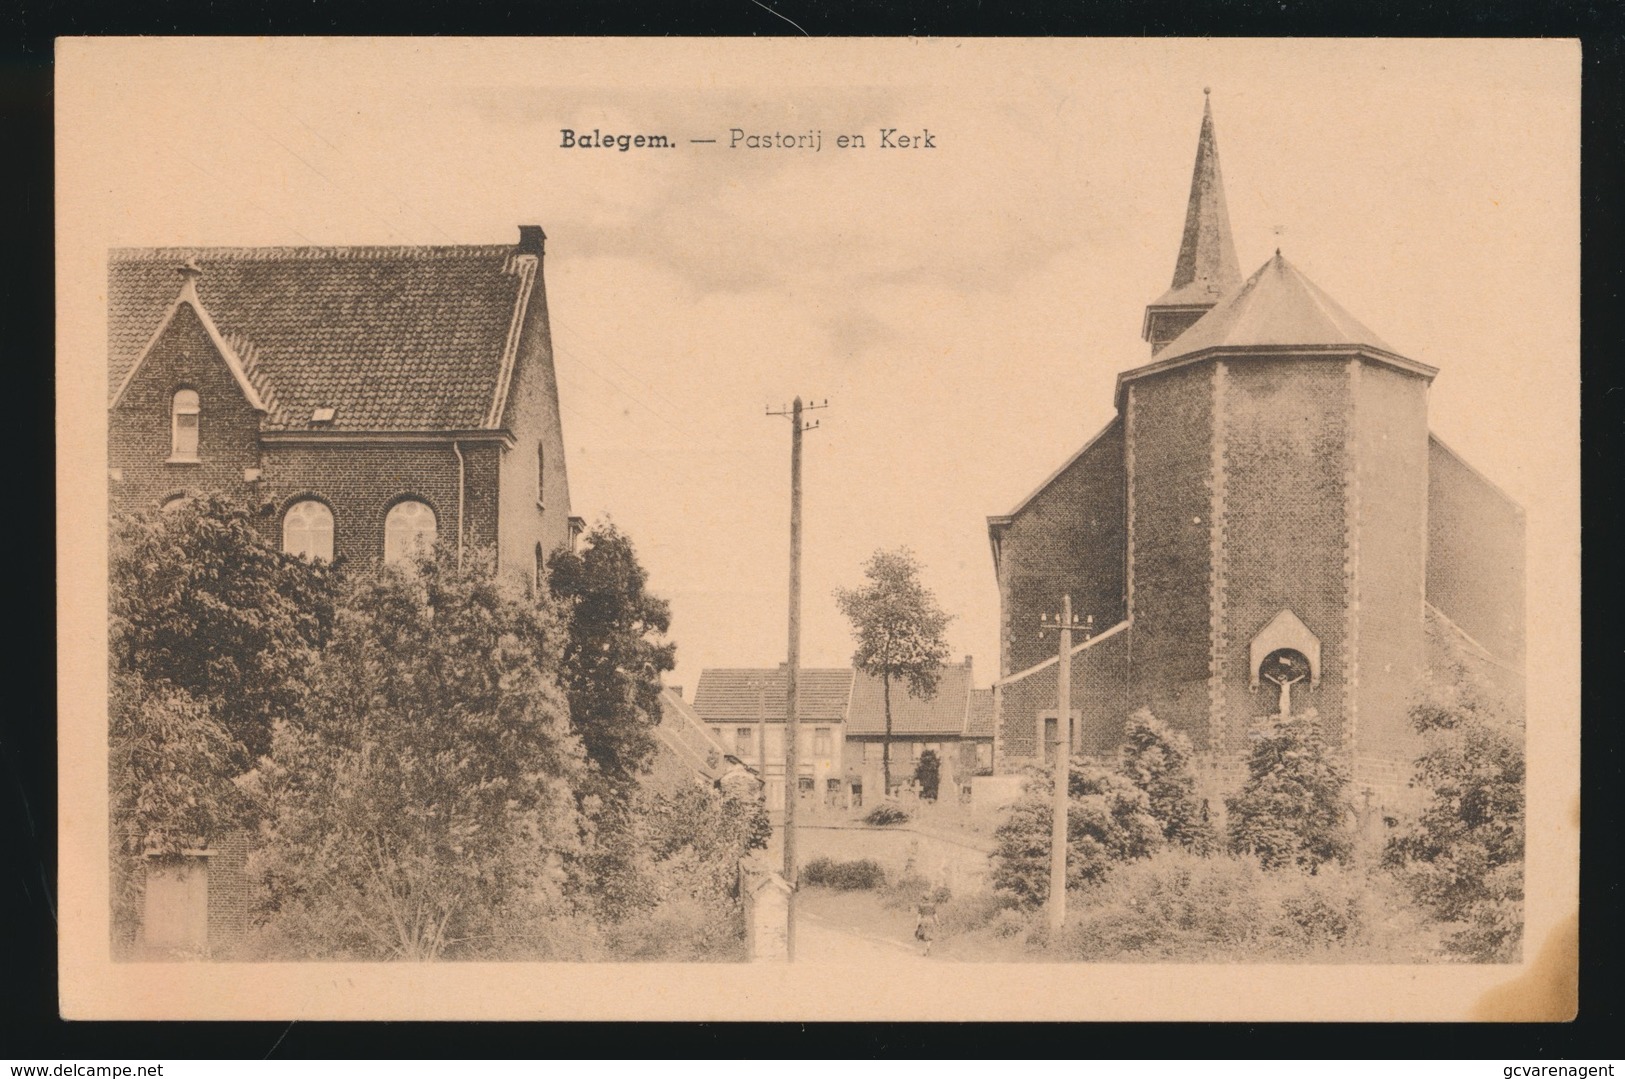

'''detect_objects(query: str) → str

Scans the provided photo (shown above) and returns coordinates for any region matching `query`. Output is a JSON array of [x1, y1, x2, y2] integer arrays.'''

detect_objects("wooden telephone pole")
[[767, 395, 825, 961], [1040, 595, 1092, 935]]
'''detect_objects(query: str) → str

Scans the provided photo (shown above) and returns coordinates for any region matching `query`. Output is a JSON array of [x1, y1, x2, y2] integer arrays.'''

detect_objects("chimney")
[[516, 225, 546, 257]]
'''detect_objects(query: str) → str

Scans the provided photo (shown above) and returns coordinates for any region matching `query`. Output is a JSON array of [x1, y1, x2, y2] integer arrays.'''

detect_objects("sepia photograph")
[[56, 36, 1579, 1021]]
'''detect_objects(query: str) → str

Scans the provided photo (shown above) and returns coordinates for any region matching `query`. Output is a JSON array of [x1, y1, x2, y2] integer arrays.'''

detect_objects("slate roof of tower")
[[1149, 94, 1243, 310], [1154, 251, 1398, 364], [691, 668, 855, 723], [845, 661, 978, 737], [108, 245, 535, 431]]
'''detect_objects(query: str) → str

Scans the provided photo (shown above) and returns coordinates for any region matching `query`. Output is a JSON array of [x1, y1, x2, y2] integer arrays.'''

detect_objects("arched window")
[[160, 494, 189, 513], [536, 442, 546, 507], [170, 389, 200, 461], [534, 542, 546, 597], [384, 499, 437, 564], [283, 500, 335, 562]]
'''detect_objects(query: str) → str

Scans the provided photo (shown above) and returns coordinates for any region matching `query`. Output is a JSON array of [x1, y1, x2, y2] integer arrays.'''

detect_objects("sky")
[[58, 38, 1579, 700]]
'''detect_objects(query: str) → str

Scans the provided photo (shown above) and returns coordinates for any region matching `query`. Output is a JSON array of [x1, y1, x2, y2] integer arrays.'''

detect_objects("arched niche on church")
[[1248, 609, 1321, 691]]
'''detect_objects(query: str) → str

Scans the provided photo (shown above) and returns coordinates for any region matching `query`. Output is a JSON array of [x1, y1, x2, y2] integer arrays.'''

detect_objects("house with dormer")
[[107, 226, 583, 582]]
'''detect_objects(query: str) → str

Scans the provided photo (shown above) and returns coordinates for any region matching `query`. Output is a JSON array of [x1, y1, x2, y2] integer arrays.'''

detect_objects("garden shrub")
[[990, 762, 1162, 906], [800, 856, 888, 891], [864, 804, 910, 827], [1053, 849, 1437, 962], [1382, 657, 1525, 963]]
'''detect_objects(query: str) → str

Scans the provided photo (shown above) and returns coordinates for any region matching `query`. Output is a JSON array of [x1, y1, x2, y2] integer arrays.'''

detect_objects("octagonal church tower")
[[988, 95, 1523, 795]]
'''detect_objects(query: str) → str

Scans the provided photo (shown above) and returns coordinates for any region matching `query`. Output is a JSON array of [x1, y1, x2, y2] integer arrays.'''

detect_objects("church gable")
[[989, 416, 1127, 680]]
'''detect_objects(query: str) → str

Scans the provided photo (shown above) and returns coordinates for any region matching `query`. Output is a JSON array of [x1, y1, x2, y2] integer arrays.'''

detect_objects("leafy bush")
[[1226, 709, 1354, 872], [990, 762, 1163, 906], [599, 895, 748, 962], [990, 908, 1029, 938], [801, 856, 888, 891], [1119, 708, 1216, 853], [247, 551, 587, 961], [1052, 849, 1437, 962], [864, 804, 910, 827], [1383, 658, 1525, 962], [935, 889, 1018, 935]]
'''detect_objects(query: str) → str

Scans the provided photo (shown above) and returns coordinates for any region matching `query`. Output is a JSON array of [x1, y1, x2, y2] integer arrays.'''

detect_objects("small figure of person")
[[914, 894, 939, 956]]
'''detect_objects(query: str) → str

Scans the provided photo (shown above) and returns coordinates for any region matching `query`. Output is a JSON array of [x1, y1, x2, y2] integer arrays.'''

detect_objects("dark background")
[[4, 0, 1621, 1059]]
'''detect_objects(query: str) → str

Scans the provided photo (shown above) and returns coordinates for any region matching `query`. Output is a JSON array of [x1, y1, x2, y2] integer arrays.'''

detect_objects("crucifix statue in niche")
[[1259, 648, 1310, 717]]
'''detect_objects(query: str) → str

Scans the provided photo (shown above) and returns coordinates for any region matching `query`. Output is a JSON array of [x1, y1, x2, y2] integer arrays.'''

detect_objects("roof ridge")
[[110, 244, 516, 262]]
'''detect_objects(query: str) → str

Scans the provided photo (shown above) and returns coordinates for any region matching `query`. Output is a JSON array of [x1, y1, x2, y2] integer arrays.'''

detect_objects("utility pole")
[[767, 395, 826, 961], [1039, 595, 1093, 935], [748, 678, 768, 776]]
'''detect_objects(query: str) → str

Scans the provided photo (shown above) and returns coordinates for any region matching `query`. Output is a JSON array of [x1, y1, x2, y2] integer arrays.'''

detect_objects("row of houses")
[[685, 657, 995, 810]]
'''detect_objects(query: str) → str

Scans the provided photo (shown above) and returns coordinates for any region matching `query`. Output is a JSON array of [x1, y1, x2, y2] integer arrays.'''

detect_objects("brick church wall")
[[1350, 361, 1430, 765], [109, 304, 262, 514], [994, 419, 1127, 684], [1126, 366, 1214, 743], [995, 627, 1131, 764], [1214, 356, 1351, 750], [1427, 435, 1526, 669]]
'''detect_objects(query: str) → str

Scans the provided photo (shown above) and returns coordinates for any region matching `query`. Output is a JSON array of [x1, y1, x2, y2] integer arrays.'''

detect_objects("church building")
[[985, 96, 1525, 798]]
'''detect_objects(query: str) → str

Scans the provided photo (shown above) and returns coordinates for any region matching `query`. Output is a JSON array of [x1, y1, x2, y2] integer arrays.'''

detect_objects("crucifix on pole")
[[1038, 594, 1093, 935]]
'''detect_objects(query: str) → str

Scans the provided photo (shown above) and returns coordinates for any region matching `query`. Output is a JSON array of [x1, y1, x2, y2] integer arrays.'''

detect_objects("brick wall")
[[496, 253, 575, 583], [1350, 361, 1430, 764], [109, 304, 262, 513], [1427, 436, 1526, 668], [1213, 356, 1351, 751], [258, 441, 501, 563], [1127, 366, 1214, 743], [995, 627, 1130, 765], [205, 829, 251, 951], [994, 418, 1126, 682]]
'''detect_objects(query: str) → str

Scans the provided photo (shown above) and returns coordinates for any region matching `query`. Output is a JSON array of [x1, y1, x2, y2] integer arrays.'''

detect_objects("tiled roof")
[[845, 660, 976, 737], [965, 688, 995, 738], [691, 668, 854, 723], [651, 688, 737, 784], [1155, 252, 1395, 364], [108, 244, 536, 431]]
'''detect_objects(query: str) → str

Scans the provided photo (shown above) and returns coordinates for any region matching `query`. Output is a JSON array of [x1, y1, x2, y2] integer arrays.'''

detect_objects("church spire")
[[1142, 90, 1244, 355]]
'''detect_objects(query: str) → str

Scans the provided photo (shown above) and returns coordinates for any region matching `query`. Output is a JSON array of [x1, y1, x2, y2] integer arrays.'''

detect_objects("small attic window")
[[168, 389, 200, 462], [311, 407, 337, 425]]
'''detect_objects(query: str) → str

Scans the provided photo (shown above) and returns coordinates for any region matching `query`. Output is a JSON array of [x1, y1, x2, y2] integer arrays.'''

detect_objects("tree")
[[1118, 708, 1216, 854], [833, 547, 953, 795], [108, 670, 250, 947], [109, 495, 335, 947], [547, 521, 677, 798], [248, 552, 586, 960], [991, 761, 1164, 907], [914, 749, 942, 801], [1226, 710, 1354, 872], [1383, 666, 1524, 961], [111, 494, 335, 767]]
